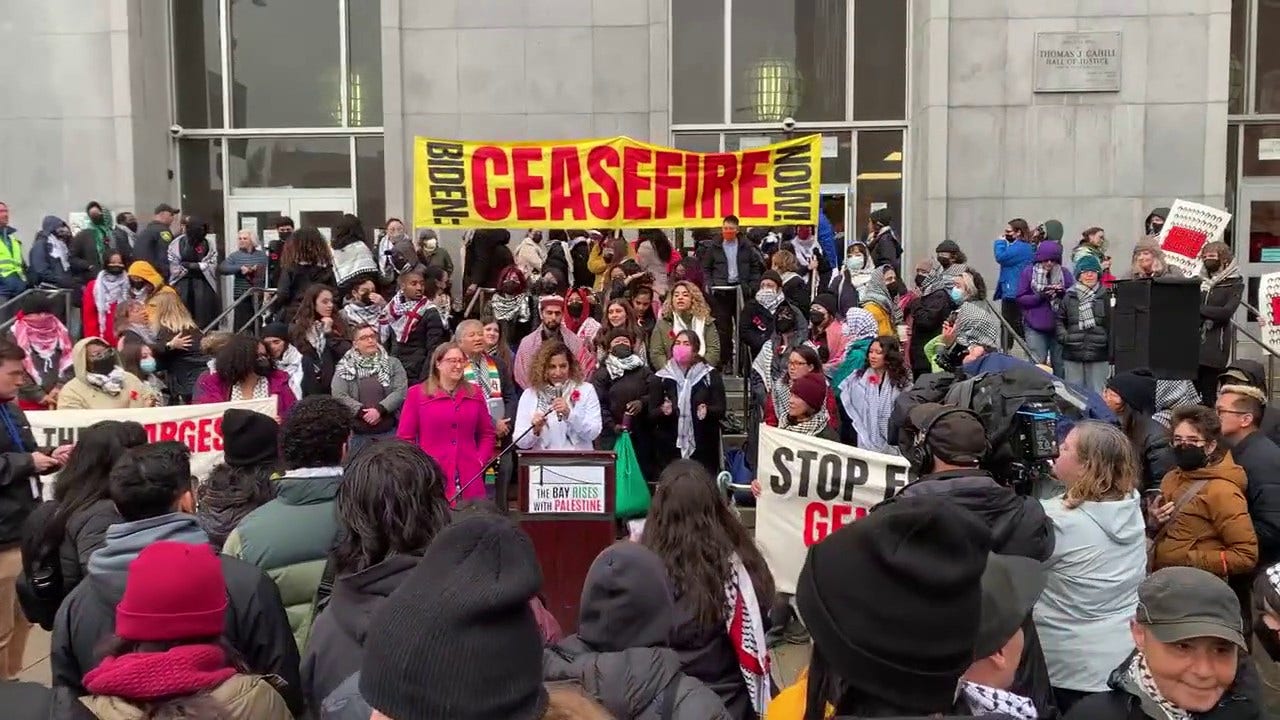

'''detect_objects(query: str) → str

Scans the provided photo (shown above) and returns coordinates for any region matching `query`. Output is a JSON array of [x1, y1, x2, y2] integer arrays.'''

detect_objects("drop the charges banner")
[[28, 397, 278, 483], [413, 135, 821, 229], [755, 425, 915, 594]]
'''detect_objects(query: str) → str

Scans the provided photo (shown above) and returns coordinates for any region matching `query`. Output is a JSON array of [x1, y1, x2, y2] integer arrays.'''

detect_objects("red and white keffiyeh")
[[725, 554, 770, 714]]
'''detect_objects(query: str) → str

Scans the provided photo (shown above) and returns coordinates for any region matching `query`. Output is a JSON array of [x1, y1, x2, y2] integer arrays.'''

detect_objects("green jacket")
[[223, 469, 341, 654], [648, 313, 720, 370]]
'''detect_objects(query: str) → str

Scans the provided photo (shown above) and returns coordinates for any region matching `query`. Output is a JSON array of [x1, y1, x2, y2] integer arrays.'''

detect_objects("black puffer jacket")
[[1229, 431, 1280, 568], [891, 469, 1056, 717], [57, 499, 119, 599], [303, 553, 419, 712], [389, 305, 448, 383], [544, 542, 731, 720], [272, 262, 336, 323], [1128, 411, 1174, 493], [1055, 284, 1110, 363]]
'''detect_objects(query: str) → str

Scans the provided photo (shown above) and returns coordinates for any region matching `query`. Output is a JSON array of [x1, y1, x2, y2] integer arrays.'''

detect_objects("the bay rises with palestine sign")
[[1034, 31, 1122, 93]]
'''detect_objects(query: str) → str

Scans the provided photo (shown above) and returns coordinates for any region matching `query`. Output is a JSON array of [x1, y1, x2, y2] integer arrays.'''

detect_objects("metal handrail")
[[0, 288, 76, 335], [981, 298, 1038, 360], [236, 294, 277, 335], [202, 287, 268, 334]]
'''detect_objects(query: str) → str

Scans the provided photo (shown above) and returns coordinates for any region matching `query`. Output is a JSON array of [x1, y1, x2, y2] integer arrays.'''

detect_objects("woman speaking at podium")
[[514, 340, 602, 452]]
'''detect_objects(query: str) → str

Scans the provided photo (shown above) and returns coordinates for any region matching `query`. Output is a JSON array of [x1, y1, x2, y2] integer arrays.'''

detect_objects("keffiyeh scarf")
[[336, 346, 392, 387], [381, 293, 433, 344], [1031, 262, 1065, 295], [960, 682, 1038, 720], [85, 366, 127, 396], [536, 382, 570, 415], [1128, 652, 1192, 720], [604, 351, 645, 380], [12, 313, 73, 381], [755, 289, 784, 313], [862, 269, 902, 324], [341, 300, 383, 329], [1154, 379, 1202, 428], [1200, 259, 1242, 294], [94, 270, 130, 331], [277, 345, 305, 400], [725, 554, 771, 715], [671, 312, 708, 351], [656, 360, 712, 459], [955, 301, 1002, 350], [839, 370, 902, 454], [779, 400, 830, 436], [464, 354, 502, 402], [843, 307, 880, 341], [491, 292, 531, 323], [1075, 282, 1099, 330]]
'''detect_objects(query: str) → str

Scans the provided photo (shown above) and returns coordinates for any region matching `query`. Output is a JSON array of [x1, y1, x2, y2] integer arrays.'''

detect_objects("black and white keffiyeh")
[[960, 681, 1038, 720], [1128, 652, 1192, 720], [954, 301, 1002, 349], [604, 352, 645, 380], [336, 346, 392, 387], [85, 366, 127, 396], [491, 292, 531, 323]]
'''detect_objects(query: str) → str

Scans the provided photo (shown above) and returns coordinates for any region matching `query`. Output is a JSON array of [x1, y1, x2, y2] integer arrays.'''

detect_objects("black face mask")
[[1173, 444, 1209, 471], [500, 281, 521, 295], [808, 310, 826, 326], [87, 356, 116, 375], [277, 229, 293, 242], [130, 280, 149, 291], [1256, 624, 1280, 662], [610, 345, 633, 360], [125, 221, 138, 233], [1146, 221, 1163, 236], [568, 302, 583, 315], [936, 255, 953, 268], [105, 265, 125, 276], [254, 358, 274, 376], [915, 274, 927, 289], [775, 314, 796, 334], [1203, 259, 1222, 274]]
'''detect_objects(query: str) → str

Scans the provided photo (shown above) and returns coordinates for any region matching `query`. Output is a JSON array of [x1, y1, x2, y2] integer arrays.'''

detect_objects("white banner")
[[28, 398, 278, 482], [755, 425, 915, 594], [1156, 199, 1232, 278], [1260, 271, 1280, 352]]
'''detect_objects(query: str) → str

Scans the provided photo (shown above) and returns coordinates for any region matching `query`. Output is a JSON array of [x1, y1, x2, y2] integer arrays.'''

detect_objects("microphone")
[[449, 423, 536, 505]]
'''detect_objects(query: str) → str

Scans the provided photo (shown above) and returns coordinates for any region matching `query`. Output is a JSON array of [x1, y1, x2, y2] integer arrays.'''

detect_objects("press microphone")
[[449, 423, 536, 505]]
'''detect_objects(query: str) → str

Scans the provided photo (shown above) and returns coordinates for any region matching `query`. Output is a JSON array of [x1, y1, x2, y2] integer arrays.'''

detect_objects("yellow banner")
[[412, 135, 821, 230]]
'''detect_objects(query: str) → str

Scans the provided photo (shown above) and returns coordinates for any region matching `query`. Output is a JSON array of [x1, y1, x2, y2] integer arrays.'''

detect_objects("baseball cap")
[[907, 403, 987, 465], [154, 202, 179, 214], [1136, 567, 1247, 650], [973, 553, 1047, 658]]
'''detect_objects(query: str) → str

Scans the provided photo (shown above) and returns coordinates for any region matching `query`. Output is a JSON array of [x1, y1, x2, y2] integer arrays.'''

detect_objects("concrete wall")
[[0, 0, 174, 243], [909, 0, 1230, 287], [381, 0, 670, 258]]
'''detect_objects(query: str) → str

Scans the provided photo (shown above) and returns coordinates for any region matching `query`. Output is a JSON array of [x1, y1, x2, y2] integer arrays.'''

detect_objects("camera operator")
[[886, 401, 1057, 717]]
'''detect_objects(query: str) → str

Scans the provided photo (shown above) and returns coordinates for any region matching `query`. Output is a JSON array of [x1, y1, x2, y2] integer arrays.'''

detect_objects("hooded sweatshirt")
[[56, 337, 154, 410], [1034, 491, 1147, 693], [1014, 241, 1074, 333], [543, 543, 732, 720]]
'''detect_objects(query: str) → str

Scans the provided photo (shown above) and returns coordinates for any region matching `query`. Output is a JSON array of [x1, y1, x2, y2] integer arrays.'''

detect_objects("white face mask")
[[846, 255, 866, 272], [423, 238, 438, 251]]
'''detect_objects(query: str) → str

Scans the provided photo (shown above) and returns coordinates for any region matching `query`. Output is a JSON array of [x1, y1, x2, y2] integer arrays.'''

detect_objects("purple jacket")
[[397, 383, 497, 503], [1014, 241, 1074, 333], [192, 369, 297, 419]]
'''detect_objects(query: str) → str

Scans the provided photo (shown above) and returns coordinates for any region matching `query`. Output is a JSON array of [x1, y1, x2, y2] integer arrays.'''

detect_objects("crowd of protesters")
[[0, 197, 1276, 720]]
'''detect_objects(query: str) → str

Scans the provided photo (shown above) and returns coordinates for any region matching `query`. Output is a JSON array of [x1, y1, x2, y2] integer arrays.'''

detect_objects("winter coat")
[[0, 401, 44, 548], [907, 288, 952, 375], [779, 272, 810, 311], [222, 470, 343, 652], [31, 216, 78, 290], [1226, 431, 1280, 567], [1035, 492, 1147, 693], [154, 327, 208, 401], [738, 300, 783, 361], [330, 353, 409, 434], [1015, 241, 1074, 334], [463, 231, 515, 290], [132, 220, 173, 281], [296, 330, 353, 394], [219, 248, 268, 298], [192, 369, 297, 419], [1200, 274, 1244, 369], [514, 382, 603, 452], [591, 363, 653, 445], [513, 236, 546, 278], [649, 313, 721, 370], [49, 513, 302, 716], [110, 225, 135, 265], [826, 270, 863, 316], [419, 246, 454, 276], [867, 226, 902, 272], [78, 673, 291, 720], [993, 237, 1035, 301], [0, 681, 51, 720], [1064, 650, 1261, 720], [396, 382, 497, 502], [57, 337, 155, 410], [388, 305, 449, 382], [701, 239, 765, 294], [56, 499, 120, 604], [666, 585, 766, 720], [1055, 283, 1110, 363], [1151, 452, 1258, 579], [648, 369, 726, 479], [1129, 412, 1175, 493], [545, 640, 732, 720], [272, 263, 336, 323], [1221, 360, 1280, 446], [303, 553, 418, 711]]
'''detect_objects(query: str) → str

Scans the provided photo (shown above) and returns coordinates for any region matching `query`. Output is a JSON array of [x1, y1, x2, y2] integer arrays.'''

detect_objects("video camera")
[[996, 401, 1059, 497]]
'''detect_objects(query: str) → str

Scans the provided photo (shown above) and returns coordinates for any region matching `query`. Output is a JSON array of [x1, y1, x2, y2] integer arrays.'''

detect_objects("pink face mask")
[[672, 345, 693, 365]]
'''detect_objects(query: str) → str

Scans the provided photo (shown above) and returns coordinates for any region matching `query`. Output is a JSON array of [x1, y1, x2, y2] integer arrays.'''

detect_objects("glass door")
[[227, 193, 354, 305], [1235, 184, 1280, 331]]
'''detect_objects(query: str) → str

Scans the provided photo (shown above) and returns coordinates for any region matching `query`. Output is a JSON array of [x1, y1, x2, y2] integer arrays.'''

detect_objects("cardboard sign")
[[1156, 200, 1233, 277]]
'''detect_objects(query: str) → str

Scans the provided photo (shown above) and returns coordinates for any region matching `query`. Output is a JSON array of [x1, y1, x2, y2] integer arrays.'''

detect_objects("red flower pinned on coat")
[[570, 389, 581, 403], [195, 244, 207, 255], [129, 390, 139, 400], [668, 330, 675, 340]]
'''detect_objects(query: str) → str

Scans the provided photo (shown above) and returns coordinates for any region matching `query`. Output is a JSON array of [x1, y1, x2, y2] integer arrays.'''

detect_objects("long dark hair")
[[595, 300, 640, 355], [43, 422, 130, 550], [214, 334, 261, 387], [93, 636, 249, 719], [279, 226, 331, 267], [804, 645, 929, 720], [639, 228, 674, 263], [641, 461, 775, 627], [332, 441, 452, 575], [863, 335, 911, 389], [478, 315, 515, 369], [289, 284, 346, 351]]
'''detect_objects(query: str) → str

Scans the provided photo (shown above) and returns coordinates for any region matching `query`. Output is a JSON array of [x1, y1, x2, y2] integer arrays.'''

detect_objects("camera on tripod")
[[1000, 401, 1059, 496]]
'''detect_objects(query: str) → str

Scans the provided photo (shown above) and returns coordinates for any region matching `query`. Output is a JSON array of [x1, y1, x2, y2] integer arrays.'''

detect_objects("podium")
[[517, 450, 616, 634]]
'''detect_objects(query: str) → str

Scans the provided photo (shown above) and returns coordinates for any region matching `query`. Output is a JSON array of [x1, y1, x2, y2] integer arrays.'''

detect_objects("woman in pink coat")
[[397, 341, 497, 503]]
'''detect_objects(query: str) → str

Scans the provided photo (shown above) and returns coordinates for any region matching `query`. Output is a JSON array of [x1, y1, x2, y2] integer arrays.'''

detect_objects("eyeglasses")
[[1215, 407, 1251, 417], [1172, 436, 1208, 447], [440, 357, 467, 365], [787, 360, 808, 367]]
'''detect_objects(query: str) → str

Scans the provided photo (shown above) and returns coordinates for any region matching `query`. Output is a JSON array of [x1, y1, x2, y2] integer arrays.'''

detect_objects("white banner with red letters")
[[28, 398, 278, 484], [754, 425, 915, 594], [1156, 199, 1233, 278]]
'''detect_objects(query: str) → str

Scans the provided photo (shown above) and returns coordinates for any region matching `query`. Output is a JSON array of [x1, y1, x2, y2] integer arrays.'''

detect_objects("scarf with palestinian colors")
[[12, 312, 73, 381], [725, 554, 771, 715], [464, 354, 502, 404], [381, 292, 433, 344]]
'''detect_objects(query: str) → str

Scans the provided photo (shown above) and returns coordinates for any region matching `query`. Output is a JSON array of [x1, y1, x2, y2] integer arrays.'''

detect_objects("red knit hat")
[[116, 542, 227, 642], [791, 373, 828, 414]]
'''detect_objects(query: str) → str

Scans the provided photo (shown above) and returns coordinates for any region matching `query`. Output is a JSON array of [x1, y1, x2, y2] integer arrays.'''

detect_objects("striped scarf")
[[1074, 282, 1098, 329], [464, 354, 502, 401], [725, 555, 770, 714]]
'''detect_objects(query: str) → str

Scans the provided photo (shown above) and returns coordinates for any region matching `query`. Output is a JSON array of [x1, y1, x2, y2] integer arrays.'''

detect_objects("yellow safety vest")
[[0, 235, 24, 280]]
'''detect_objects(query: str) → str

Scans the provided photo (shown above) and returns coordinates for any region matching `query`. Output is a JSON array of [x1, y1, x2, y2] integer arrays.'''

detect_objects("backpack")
[[15, 501, 65, 630], [943, 365, 1057, 469]]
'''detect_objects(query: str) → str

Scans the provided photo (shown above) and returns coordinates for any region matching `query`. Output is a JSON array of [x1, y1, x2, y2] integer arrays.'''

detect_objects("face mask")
[[796, 227, 812, 240], [126, 221, 138, 233], [55, 228, 72, 240], [423, 238, 438, 251], [949, 287, 964, 304], [610, 345, 633, 360], [1203, 259, 1222, 274], [1172, 444, 1208, 471], [915, 274, 927, 289], [277, 229, 293, 242], [722, 229, 736, 241], [808, 310, 826, 326], [88, 356, 116, 375], [936, 255, 953, 268], [1146, 221, 1163, 235], [845, 256, 865, 272], [139, 358, 157, 374], [672, 345, 693, 365], [254, 358, 274, 377], [105, 265, 125, 276], [568, 302, 583, 315], [500, 281, 520, 295], [1255, 624, 1280, 662], [776, 314, 797, 334], [130, 280, 149, 292], [755, 289, 778, 307]]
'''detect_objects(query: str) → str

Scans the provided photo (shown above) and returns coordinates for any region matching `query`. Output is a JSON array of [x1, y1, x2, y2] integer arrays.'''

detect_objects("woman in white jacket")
[[515, 339, 602, 451], [1034, 420, 1148, 714]]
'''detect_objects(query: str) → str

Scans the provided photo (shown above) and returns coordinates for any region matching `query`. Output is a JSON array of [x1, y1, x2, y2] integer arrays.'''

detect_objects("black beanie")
[[221, 409, 279, 468], [1107, 368, 1157, 415], [260, 322, 289, 342], [761, 270, 784, 289], [935, 239, 962, 255], [796, 495, 992, 714], [360, 515, 548, 720], [812, 292, 839, 319], [578, 542, 674, 652]]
